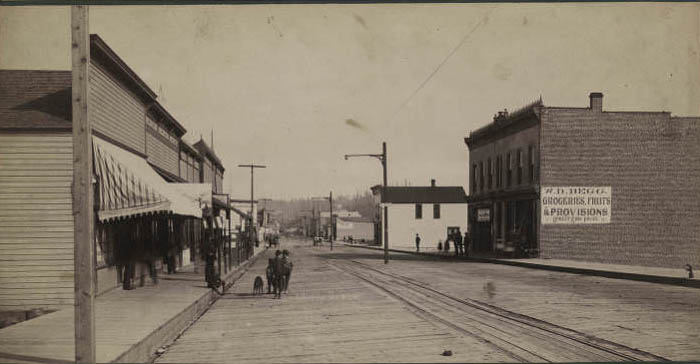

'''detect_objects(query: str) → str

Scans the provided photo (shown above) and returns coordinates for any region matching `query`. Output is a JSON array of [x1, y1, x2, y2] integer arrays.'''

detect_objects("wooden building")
[[0, 35, 206, 310], [371, 180, 468, 251]]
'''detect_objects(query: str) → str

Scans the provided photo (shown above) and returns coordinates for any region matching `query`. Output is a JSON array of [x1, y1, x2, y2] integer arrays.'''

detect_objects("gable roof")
[[0, 70, 72, 130], [374, 186, 468, 204]]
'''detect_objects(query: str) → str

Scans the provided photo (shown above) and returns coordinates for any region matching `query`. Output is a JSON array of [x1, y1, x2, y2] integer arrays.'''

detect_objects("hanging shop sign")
[[541, 186, 611, 224], [477, 208, 491, 222]]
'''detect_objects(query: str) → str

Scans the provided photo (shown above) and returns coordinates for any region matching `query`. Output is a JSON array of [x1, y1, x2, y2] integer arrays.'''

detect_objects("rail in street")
[[154, 238, 695, 363], [328, 259, 668, 363]]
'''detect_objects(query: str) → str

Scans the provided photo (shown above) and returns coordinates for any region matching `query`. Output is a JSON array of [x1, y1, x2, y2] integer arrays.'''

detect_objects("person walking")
[[463, 231, 470, 257], [454, 231, 463, 257], [415, 233, 421, 252]]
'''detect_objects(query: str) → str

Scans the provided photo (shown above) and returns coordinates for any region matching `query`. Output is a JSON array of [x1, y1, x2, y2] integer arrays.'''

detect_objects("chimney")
[[431, 179, 436, 187], [589, 92, 603, 112]]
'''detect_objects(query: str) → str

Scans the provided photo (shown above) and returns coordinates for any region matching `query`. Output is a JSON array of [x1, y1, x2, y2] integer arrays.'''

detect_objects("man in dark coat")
[[415, 234, 421, 252], [454, 231, 463, 257], [463, 231, 470, 257], [272, 250, 285, 298]]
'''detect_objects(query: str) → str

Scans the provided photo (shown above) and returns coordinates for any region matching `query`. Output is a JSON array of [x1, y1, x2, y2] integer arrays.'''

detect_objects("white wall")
[[383, 203, 467, 250]]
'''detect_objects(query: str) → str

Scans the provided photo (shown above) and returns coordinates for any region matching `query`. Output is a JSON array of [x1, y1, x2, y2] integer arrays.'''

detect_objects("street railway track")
[[328, 259, 669, 363]]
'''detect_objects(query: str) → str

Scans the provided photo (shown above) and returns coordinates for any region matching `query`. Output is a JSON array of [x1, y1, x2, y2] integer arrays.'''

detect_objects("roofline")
[[193, 139, 225, 171], [180, 141, 203, 161], [148, 101, 187, 137], [230, 199, 258, 204], [90, 34, 158, 102], [466, 99, 542, 149]]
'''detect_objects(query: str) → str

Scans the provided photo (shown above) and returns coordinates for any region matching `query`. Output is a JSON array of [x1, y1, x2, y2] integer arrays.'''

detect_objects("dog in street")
[[253, 276, 264, 295]]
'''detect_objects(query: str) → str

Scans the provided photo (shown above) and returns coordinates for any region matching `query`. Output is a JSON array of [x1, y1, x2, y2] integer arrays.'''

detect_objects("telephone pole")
[[313, 191, 334, 250], [238, 164, 265, 248], [71, 5, 96, 362], [345, 142, 388, 264]]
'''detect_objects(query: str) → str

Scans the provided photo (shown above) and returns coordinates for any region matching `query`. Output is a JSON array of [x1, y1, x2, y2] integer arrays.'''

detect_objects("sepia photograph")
[[0, 2, 698, 363]]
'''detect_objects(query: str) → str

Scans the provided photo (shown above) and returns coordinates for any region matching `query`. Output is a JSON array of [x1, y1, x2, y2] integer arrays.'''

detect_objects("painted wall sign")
[[541, 186, 611, 224], [477, 208, 490, 222]]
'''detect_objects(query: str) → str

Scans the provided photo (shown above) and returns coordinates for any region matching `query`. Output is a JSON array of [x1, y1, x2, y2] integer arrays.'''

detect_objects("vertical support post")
[[329, 191, 333, 251], [72, 5, 95, 363], [382, 142, 388, 264], [217, 218, 222, 276], [250, 166, 254, 244]]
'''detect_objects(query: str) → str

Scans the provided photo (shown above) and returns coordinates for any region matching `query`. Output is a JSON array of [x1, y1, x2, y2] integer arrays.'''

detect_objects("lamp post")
[[238, 164, 266, 253], [345, 142, 388, 264], [313, 191, 334, 250]]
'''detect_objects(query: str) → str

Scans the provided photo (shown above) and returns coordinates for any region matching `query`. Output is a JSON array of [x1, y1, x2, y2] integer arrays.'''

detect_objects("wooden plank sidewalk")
[[0, 246, 267, 364]]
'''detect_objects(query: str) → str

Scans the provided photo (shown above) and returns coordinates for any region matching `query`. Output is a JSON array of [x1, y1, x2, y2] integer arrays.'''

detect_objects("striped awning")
[[93, 136, 203, 221]]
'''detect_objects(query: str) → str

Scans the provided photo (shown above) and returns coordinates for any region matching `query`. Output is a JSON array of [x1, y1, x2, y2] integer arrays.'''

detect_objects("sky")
[[1, 4, 698, 200]]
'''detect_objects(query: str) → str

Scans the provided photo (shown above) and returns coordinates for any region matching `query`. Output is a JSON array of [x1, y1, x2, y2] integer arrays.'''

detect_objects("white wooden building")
[[371, 180, 468, 251]]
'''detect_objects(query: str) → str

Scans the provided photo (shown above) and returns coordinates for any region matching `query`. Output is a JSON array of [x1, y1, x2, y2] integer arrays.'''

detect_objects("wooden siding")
[[179, 151, 200, 183], [0, 133, 74, 309], [203, 159, 213, 184], [146, 116, 179, 177], [89, 62, 146, 154]]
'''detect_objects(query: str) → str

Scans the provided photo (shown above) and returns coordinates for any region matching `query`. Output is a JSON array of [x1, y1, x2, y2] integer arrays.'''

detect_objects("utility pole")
[[238, 164, 265, 251], [71, 5, 95, 362], [329, 191, 333, 250], [313, 191, 334, 250], [345, 142, 388, 264]]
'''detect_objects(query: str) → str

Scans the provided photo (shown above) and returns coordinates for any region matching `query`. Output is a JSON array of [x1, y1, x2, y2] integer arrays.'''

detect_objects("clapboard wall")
[[146, 115, 179, 177], [89, 61, 147, 155], [0, 132, 75, 309]]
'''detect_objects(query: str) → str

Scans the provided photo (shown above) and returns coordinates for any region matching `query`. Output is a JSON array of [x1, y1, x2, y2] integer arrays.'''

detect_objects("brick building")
[[465, 92, 700, 269]]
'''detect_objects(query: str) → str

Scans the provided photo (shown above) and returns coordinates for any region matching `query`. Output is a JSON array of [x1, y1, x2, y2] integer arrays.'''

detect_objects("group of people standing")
[[415, 230, 470, 257], [266, 249, 293, 299]]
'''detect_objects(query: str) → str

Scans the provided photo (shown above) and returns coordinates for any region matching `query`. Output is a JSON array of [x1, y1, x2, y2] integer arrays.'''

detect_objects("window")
[[479, 162, 484, 191], [517, 149, 523, 185], [506, 153, 512, 187], [472, 164, 478, 193], [415, 204, 423, 219], [497, 155, 502, 188], [487, 158, 492, 190], [529, 145, 535, 183], [433, 204, 441, 219]]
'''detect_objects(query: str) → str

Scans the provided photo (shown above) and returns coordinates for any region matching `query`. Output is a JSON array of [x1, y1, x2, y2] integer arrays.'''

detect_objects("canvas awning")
[[93, 136, 203, 221]]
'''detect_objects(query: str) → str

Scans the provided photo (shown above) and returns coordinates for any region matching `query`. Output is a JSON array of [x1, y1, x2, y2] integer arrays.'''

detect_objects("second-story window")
[[479, 162, 484, 192], [472, 164, 478, 193], [517, 149, 523, 185], [415, 204, 423, 219], [497, 155, 503, 188], [529, 145, 536, 183], [433, 204, 441, 219], [487, 158, 492, 190], [506, 153, 512, 187]]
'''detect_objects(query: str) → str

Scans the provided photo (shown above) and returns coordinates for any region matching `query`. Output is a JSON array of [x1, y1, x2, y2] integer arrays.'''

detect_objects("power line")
[[388, 8, 495, 123]]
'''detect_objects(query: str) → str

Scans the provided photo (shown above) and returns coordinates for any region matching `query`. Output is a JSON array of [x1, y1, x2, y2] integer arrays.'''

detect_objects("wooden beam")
[[71, 5, 96, 363]]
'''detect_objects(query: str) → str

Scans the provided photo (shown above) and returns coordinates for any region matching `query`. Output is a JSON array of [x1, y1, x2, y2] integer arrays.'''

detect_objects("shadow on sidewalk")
[[221, 293, 280, 300]]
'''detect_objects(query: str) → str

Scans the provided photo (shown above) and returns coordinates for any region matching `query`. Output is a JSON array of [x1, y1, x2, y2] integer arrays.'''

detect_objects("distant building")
[[336, 216, 374, 242], [465, 92, 700, 268], [371, 180, 468, 250]]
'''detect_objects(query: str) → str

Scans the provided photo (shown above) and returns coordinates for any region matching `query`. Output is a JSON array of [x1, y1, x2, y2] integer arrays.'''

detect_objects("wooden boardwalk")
[[0, 246, 266, 364]]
